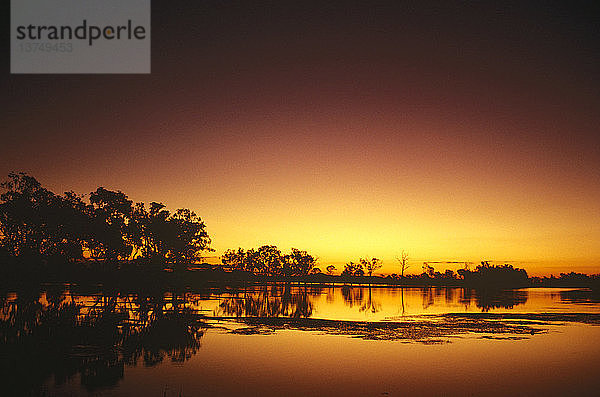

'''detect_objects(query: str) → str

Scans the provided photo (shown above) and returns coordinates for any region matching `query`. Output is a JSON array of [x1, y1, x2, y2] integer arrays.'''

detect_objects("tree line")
[[2, 172, 598, 289], [221, 246, 318, 277], [0, 172, 211, 269]]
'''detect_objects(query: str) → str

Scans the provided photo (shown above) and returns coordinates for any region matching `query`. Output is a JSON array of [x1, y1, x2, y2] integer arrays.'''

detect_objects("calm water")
[[2, 285, 600, 396]]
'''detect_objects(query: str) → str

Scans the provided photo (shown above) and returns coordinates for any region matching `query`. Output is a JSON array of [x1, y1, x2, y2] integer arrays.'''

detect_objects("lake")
[[2, 285, 600, 396]]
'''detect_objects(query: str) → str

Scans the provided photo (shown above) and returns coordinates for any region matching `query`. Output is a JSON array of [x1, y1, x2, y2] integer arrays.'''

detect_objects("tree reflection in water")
[[0, 285, 532, 395], [340, 286, 381, 314], [0, 287, 206, 396], [559, 289, 600, 304], [216, 284, 318, 318], [341, 285, 363, 308], [460, 289, 528, 312], [340, 287, 527, 315]]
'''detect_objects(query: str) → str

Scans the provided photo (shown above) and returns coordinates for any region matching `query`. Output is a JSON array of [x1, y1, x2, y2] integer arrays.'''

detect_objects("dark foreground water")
[[2, 285, 600, 396]]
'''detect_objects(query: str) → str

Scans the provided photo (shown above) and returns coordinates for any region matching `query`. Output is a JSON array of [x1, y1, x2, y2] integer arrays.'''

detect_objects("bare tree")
[[396, 250, 410, 277]]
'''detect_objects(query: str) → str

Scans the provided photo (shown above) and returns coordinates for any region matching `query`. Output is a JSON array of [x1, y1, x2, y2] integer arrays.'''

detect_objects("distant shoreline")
[[1, 261, 599, 291]]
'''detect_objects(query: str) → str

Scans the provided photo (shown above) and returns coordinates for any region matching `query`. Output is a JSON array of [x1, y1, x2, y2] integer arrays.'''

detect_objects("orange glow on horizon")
[[10, 111, 598, 277], [20, 111, 598, 277], [3, 3, 599, 277]]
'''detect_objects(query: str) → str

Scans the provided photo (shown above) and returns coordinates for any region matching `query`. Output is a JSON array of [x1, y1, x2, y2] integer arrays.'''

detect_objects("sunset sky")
[[2, 2, 599, 275]]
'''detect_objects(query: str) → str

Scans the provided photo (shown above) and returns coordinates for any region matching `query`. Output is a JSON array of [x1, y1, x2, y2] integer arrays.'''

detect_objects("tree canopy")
[[0, 172, 212, 269], [221, 246, 317, 277]]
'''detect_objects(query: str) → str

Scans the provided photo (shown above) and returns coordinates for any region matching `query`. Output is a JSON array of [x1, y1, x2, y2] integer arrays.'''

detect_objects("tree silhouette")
[[360, 257, 382, 277], [0, 172, 87, 263], [220, 246, 317, 277], [0, 173, 213, 271], [221, 248, 248, 271], [422, 263, 435, 277], [457, 262, 528, 287], [139, 202, 171, 261], [165, 208, 213, 269], [284, 248, 317, 276], [396, 250, 409, 277], [341, 261, 364, 277], [254, 245, 283, 275], [88, 187, 134, 263]]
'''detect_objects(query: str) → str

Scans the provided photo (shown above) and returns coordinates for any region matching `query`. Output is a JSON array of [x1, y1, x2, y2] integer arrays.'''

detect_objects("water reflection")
[[462, 288, 529, 312], [334, 286, 530, 318], [216, 284, 317, 317], [340, 286, 382, 314], [2, 285, 600, 396], [215, 286, 532, 320], [559, 288, 600, 304], [0, 287, 206, 396]]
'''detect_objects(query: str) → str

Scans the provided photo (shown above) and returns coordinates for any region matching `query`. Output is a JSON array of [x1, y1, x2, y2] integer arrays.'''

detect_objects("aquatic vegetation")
[[217, 314, 551, 344]]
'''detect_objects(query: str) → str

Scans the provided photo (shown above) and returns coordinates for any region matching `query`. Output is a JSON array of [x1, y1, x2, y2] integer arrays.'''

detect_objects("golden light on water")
[[3, 3, 600, 397]]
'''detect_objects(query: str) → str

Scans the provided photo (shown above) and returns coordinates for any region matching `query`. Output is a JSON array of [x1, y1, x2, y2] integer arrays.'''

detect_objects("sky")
[[1, 1, 599, 275]]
